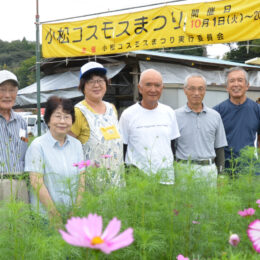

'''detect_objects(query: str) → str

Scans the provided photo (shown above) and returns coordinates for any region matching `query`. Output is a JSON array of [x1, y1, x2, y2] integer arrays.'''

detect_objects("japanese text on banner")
[[42, 0, 260, 58]]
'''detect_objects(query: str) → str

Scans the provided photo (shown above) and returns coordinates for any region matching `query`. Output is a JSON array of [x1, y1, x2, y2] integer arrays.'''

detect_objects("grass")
[[0, 147, 259, 259]]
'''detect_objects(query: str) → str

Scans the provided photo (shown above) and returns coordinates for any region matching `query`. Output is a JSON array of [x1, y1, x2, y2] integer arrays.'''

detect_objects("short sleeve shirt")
[[119, 102, 180, 182], [25, 131, 84, 215], [175, 104, 227, 160], [0, 110, 28, 174], [214, 98, 260, 159]]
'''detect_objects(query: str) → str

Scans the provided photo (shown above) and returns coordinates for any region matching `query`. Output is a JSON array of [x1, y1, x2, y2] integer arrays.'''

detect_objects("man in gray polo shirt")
[[175, 74, 227, 185]]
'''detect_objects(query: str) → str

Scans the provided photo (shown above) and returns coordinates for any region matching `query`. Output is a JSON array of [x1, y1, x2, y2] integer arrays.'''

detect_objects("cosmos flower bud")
[[229, 234, 240, 247]]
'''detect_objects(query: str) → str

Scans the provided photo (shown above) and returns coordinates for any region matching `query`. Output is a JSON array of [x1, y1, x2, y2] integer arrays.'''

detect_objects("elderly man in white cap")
[[0, 70, 28, 202]]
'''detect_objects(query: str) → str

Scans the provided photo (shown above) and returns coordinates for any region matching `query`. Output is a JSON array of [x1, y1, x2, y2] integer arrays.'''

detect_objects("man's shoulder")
[[245, 98, 260, 114], [175, 105, 186, 116], [205, 106, 221, 117], [213, 99, 229, 110], [158, 102, 174, 112], [246, 98, 259, 107], [121, 103, 139, 115], [175, 105, 185, 112], [156, 103, 178, 121], [205, 106, 219, 115], [13, 111, 26, 120], [12, 111, 27, 126]]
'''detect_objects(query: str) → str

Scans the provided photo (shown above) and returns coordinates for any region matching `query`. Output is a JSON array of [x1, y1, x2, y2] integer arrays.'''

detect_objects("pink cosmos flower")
[[247, 219, 260, 253], [238, 208, 255, 217], [256, 200, 260, 208], [77, 160, 91, 169], [192, 220, 200, 224], [59, 214, 134, 254], [173, 209, 179, 216], [229, 234, 240, 247], [177, 254, 189, 260], [73, 160, 91, 169], [101, 154, 113, 159]]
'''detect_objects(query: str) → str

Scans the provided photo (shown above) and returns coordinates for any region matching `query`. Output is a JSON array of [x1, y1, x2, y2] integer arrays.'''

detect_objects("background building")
[[15, 50, 260, 113]]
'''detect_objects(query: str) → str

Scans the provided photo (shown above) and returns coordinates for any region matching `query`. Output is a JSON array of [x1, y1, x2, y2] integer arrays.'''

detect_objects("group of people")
[[0, 62, 259, 222]]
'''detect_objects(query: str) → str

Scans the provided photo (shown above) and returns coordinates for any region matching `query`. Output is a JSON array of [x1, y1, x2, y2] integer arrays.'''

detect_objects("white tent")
[[16, 62, 126, 107], [139, 60, 260, 86], [15, 50, 260, 108]]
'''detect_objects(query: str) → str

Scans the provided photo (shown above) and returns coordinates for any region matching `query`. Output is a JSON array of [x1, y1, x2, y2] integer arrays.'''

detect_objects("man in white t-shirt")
[[119, 69, 180, 184]]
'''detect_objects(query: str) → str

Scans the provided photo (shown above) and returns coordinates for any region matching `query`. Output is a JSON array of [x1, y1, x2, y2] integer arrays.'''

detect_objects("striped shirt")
[[0, 110, 28, 174]]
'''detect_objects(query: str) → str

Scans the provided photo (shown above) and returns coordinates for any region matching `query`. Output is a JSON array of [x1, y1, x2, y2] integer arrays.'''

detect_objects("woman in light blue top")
[[25, 96, 84, 226]]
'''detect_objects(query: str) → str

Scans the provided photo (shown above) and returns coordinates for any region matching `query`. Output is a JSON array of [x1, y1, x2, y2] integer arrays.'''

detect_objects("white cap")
[[0, 70, 19, 86], [80, 62, 107, 79]]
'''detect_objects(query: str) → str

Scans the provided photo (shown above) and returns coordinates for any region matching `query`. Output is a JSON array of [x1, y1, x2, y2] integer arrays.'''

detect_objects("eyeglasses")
[[52, 113, 72, 122], [0, 88, 18, 94], [186, 87, 205, 93], [87, 79, 105, 86]]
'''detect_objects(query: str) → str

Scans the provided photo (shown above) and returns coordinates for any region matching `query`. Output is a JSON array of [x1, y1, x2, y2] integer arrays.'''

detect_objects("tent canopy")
[[16, 62, 125, 107], [139, 60, 260, 86], [15, 50, 260, 107]]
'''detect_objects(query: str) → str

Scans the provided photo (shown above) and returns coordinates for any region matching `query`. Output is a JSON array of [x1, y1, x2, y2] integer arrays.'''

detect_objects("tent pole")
[[36, 0, 41, 136], [133, 64, 139, 102]]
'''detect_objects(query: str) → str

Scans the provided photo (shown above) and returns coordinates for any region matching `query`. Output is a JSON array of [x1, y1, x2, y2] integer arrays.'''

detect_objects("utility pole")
[[36, 0, 41, 135]]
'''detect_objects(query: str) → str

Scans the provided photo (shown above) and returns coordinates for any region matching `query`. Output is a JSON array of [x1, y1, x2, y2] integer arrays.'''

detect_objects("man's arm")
[[215, 147, 225, 174], [171, 139, 176, 159], [123, 144, 128, 161]]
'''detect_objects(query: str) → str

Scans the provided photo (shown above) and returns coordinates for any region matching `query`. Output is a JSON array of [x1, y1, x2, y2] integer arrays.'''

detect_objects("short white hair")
[[139, 69, 163, 85], [225, 67, 249, 85], [184, 74, 207, 88]]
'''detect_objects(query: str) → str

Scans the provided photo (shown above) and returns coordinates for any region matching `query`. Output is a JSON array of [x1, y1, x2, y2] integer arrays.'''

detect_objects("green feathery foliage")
[[0, 147, 259, 259]]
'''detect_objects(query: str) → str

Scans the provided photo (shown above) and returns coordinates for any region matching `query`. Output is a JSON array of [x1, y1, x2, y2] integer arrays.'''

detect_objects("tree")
[[225, 39, 260, 63], [14, 56, 36, 89], [0, 38, 37, 88], [164, 45, 206, 56], [0, 39, 36, 68]]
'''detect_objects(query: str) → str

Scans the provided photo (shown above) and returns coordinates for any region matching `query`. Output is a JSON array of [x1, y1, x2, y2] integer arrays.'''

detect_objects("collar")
[[138, 101, 160, 110], [228, 97, 248, 107], [184, 103, 208, 113], [10, 110, 19, 120], [82, 100, 96, 113], [0, 109, 17, 122], [81, 99, 107, 114], [46, 130, 70, 148]]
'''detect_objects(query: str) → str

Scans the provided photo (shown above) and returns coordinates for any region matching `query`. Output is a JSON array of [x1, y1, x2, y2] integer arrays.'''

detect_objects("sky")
[[0, 0, 231, 58]]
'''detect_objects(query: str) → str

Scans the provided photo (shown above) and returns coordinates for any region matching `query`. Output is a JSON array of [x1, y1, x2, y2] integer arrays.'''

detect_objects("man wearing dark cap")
[[0, 70, 28, 202]]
